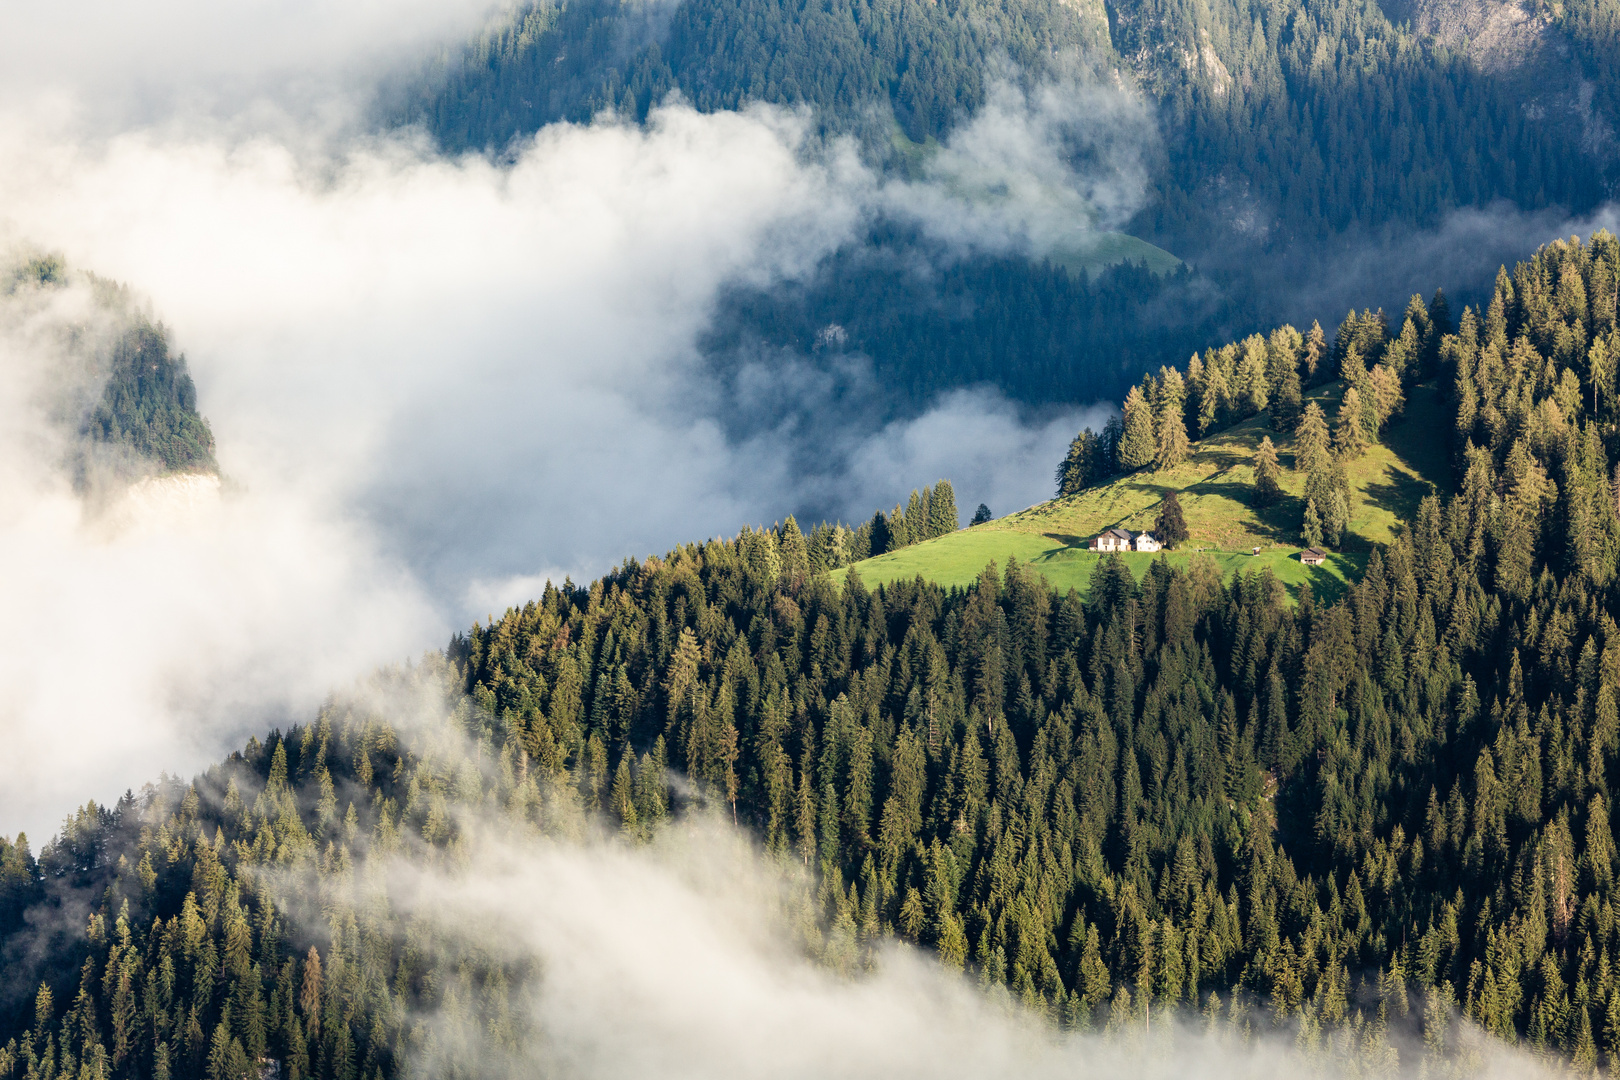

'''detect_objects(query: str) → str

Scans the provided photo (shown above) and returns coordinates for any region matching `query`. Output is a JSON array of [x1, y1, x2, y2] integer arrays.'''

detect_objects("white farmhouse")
[[1134, 531, 1162, 552], [1089, 526, 1133, 553]]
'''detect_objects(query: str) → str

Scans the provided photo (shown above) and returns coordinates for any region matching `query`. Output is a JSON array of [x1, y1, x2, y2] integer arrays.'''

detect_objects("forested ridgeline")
[[7, 254, 217, 485], [1062, 231, 1620, 561], [8, 235, 1620, 1078], [395, 0, 1613, 248]]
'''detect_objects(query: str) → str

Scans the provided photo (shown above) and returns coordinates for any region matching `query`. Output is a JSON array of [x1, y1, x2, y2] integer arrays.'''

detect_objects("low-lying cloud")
[[888, 78, 1158, 259], [0, 35, 1126, 839], [318, 804, 1558, 1080]]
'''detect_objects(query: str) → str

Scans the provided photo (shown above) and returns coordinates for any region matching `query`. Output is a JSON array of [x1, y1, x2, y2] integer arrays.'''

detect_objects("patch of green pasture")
[[835, 529, 1363, 604], [990, 380, 1452, 552], [1048, 233, 1185, 278], [834, 379, 1448, 602]]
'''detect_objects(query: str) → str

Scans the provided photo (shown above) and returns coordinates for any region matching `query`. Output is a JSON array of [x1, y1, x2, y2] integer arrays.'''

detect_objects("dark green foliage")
[[397, 0, 1106, 151], [403, 0, 1612, 247], [822, 481, 957, 565], [971, 504, 992, 525], [1057, 427, 1117, 497], [8, 235, 1620, 1078], [706, 237, 1228, 408], [1153, 491, 1187, 548], [82, 322, 218, 477], [1251, 436, 1282, 506]]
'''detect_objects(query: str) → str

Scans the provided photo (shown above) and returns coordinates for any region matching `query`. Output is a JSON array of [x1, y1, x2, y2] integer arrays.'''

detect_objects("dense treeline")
[[401, 0, 1612, 244], [1127, 0, 1611, 254], [395, 0, 1107, 152], [705, 233, 1233, 406], [805, 478, 960, 568], [8, 235, 1620, 1077], [393, 0, 1615, 411], [81, 321, 218, 479]]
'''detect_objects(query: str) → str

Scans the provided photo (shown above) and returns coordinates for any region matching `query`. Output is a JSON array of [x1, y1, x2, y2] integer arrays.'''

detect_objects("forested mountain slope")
[[388, 0, 1616, 410], [396, 0, 1615, 247], [4, 233, 1620, 1078]]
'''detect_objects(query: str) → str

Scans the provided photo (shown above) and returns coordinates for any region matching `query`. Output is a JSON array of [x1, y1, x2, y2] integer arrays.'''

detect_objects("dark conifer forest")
[[6, 233, 1620, 1077], [79, 321, 217, 480]]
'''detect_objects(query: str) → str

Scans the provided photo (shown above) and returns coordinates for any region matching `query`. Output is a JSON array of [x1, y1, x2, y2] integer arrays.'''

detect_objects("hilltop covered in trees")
[[4, 234, 1620, 1078], [1062, 229, 1619, 569], [7, 254, 217, 488]]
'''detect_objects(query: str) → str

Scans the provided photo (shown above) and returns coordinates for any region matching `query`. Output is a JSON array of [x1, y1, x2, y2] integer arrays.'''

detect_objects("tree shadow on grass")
[[1361, 462, 1438, 531], [1304, 555, 1367, 605]]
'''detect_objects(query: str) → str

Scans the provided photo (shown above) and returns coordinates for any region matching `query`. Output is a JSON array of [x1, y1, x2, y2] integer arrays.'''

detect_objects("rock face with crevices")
[[1380, 0, 1614, 157], [1384, 0, 1556, 72]]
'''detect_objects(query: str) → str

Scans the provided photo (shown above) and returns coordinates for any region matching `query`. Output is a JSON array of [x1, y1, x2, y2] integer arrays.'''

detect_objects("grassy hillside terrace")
[[837, 379, 1452, 601]]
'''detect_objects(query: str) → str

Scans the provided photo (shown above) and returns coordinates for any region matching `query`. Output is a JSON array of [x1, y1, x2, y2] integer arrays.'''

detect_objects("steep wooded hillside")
[[4, 234, 1620, 1079]]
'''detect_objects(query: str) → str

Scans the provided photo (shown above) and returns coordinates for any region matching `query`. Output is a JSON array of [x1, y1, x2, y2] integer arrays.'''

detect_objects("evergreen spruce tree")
[[1099, 415, 1123, 469], [867, 510, 891, 556], [1057, 431, 1096, 497], [1155, 405, 1190, 471], [778, 516, 811, 582], [971, 503, 992, 525], [928, 480, 959, 536], [1302, 497, 1324, 548], [1155, 491, 1189, 549], [1118, 385, 1157, 470], [1296, 401, 1331, 475], [1268, 328, 1304, 431], [1302, 321, 1328, 384], [1253, 436, 1282, 505], [1335, 386, 1370, 458]]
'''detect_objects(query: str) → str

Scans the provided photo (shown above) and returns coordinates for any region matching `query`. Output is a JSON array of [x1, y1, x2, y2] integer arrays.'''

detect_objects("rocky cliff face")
[[1382, 0, 1614, 158]]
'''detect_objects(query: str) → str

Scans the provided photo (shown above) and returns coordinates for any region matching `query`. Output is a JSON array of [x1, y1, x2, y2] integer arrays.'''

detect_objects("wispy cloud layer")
[[0, 32, 1126, 840]]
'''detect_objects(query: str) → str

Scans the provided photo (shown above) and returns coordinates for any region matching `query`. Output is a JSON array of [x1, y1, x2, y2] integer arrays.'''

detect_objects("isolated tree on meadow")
[[1252, 436, 1282, 506], [971, 503, 992, 525], [1296, 401, 1331, 475], [1155, 491, 1188, 549]]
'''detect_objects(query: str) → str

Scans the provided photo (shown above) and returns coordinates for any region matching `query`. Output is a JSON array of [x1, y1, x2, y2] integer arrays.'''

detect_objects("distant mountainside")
[[394, 0, 1615, 243], [387, 0, 1616, 411]]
